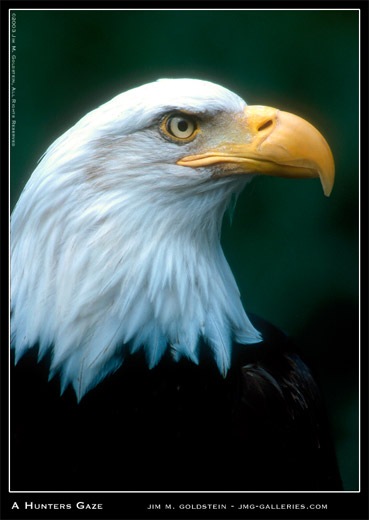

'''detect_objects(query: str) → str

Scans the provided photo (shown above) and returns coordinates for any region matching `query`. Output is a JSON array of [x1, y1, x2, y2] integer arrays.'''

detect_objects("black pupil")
[[177, 119, 189, 132]]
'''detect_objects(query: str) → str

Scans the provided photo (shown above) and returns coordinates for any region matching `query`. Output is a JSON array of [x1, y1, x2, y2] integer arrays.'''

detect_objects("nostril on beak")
[[258, 120, 273, 132]]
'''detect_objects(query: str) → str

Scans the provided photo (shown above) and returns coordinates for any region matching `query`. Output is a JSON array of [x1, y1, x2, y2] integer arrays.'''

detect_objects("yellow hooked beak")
[[176, 106, 335, 196]]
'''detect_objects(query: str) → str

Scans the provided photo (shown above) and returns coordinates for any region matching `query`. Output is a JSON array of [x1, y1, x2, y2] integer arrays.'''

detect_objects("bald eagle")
[[11, 79, 341, 492]]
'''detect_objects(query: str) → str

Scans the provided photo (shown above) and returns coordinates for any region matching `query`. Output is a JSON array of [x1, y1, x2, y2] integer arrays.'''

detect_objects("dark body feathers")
[[10, 315, 342, 491]]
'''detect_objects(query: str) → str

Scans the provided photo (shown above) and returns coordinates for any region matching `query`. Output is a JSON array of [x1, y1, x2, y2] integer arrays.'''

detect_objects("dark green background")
[[10, 9, 359, 490]]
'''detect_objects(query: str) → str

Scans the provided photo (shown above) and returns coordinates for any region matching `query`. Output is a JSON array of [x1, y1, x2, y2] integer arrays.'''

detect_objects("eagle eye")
[[161, 113, 198, 142]]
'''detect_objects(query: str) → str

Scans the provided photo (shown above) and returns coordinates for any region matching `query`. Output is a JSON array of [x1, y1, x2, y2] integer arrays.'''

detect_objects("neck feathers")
[[11, 152, 261, 401]]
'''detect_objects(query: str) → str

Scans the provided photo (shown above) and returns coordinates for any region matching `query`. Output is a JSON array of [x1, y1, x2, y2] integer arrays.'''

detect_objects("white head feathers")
[[11, 78, 261, 401]]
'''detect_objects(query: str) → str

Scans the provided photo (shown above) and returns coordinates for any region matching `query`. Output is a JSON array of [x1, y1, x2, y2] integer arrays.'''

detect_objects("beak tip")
[[320, 168, 335, 197]]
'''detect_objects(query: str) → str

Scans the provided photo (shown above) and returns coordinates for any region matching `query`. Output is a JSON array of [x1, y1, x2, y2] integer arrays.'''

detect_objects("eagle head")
[[11, 79, 334, 400]]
